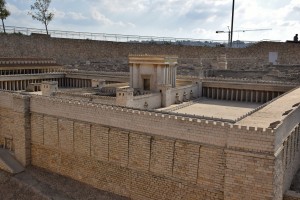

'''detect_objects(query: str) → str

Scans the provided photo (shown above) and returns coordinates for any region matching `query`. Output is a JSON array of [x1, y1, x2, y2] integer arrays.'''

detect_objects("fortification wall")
[[0, 91, 295, 199], [26, 95, 279, 199], [30, 113, 226, 199], [1, 34, 300, 73], [0, 91, 31, 166]]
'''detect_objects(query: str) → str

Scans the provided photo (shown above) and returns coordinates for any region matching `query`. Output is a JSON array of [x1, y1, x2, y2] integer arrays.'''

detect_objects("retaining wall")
[[1, 34, 300, 73]]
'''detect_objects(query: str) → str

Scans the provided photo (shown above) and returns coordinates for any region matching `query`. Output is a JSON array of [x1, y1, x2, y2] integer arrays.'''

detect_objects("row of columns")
[[61, 78, 91, 88], [163, 65, 176, 87], [283, 124, 300, 170], [0, 68, 61, 75], [0, 78, 92, 91], [202, 87, 284, 103]]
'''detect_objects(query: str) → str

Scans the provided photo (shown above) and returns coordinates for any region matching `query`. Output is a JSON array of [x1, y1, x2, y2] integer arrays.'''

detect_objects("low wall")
[[131, 93, 161, 109], [170, 84, 200, 103], [54, 92, 116, 105]]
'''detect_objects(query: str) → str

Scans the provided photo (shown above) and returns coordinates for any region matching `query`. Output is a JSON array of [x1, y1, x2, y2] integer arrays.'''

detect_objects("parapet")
[[29, 93, 274, 135], [128, 54, 178, 65]]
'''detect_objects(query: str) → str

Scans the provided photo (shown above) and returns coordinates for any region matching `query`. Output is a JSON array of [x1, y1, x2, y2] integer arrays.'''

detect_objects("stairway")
[[0, 149, 24, 174]]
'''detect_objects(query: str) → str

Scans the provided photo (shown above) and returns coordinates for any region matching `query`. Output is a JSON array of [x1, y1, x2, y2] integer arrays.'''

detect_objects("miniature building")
[[41, 81, 58, 96], [128, 54, 178, 92]]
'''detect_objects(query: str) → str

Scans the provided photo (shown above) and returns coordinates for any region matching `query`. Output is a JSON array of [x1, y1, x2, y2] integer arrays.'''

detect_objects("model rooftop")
[[236, 87, 300, 128]]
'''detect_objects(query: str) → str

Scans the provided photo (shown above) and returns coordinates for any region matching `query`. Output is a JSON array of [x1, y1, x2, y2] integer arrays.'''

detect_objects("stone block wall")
[[26, 95, 281, 199], [1, 91, 299, 199], [30, 112, 226, 199], [1, 34, 300, 74], [0, 92, 31, 166]]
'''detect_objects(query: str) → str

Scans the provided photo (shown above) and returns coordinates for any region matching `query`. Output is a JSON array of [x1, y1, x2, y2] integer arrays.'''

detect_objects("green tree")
[[0, 0, 10, 34], [28, 0, 54, 35]]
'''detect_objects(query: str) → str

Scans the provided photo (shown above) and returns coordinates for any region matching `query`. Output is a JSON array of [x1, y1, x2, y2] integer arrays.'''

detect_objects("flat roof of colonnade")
[[236, 87, 300, 128], [160, 86, 300, 124]]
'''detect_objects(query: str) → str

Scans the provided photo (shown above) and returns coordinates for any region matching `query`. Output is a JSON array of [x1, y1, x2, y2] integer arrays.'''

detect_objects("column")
[[256, 91, 259, 103], [174, 67, 176, 87], [241, 90, 244, 102], [226, 89, 229, 100], [221, 89, 224, 100], [236, 90, 239, 101]]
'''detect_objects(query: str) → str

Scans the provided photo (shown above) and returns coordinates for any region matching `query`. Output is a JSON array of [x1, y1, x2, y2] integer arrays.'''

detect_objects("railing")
[[0, 26, 259, 48]]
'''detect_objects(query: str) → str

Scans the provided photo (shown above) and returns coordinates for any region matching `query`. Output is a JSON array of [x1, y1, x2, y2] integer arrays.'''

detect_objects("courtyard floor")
[[165, 98, 261, 121]]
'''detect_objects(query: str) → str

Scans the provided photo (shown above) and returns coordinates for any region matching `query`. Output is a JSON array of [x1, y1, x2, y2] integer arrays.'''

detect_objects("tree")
[[28, 0, 54, 35], [0, 0, 10, 34]]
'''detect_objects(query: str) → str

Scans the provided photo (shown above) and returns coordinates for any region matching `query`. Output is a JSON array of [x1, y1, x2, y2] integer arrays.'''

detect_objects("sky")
[[3, 0, 300, 42]]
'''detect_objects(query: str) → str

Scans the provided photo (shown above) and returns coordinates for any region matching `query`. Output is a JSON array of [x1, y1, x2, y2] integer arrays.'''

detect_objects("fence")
[[0, 26, 259, 48]]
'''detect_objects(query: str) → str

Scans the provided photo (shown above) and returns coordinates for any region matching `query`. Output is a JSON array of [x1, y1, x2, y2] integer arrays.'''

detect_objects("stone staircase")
[[0, 149, 24, 174]]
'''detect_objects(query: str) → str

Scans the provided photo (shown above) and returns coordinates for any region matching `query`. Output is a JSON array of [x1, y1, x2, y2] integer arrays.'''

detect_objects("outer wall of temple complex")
[[1, 89, 300, 200], [1, 34, 300, 72]]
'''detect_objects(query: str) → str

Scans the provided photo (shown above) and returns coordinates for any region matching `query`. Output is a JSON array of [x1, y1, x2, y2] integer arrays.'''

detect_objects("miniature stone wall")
[[54, 91, 116, 105], [0, 89, 300, 199], [170, 84, 200, 103], [27, 94, 279, 199], [0, 91, 31, 166]]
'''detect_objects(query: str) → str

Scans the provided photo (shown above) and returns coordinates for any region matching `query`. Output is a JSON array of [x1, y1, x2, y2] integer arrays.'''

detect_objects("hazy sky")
[[4, 0, 300, 42]]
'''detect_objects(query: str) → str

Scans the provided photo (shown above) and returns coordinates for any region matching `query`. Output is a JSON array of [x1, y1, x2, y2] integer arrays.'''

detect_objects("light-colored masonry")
[[0, 80, 300, 199], [0, 38, 300, 199]]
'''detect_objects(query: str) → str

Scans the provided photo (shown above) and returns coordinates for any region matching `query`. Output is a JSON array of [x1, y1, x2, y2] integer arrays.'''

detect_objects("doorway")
[[143, 78, 150, 91]]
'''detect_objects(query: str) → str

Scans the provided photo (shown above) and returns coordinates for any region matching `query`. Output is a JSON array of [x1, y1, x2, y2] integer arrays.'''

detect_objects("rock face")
[[1, 34, 300, 76]]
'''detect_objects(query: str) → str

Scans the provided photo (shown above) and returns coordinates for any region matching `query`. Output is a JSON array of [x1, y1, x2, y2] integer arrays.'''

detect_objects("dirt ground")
[[0, 166, 129, 200], [290, 169, 300, 193]]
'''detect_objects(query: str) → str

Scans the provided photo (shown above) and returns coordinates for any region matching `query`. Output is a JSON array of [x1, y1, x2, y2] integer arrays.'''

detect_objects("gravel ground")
[[0, 166, 129, 200]]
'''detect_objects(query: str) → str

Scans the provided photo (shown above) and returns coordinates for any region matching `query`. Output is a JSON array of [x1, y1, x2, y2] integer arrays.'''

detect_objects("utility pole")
[[216, 28, 272, 47], [230, 0, 235, 47]]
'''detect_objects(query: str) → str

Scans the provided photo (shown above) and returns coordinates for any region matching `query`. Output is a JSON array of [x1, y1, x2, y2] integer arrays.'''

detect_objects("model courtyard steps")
[[0, 149, 24, 174]]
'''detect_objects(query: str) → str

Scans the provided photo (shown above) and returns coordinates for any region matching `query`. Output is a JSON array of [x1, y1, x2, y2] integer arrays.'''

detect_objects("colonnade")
[[163, 65, 176, 87], [202, 87, 284, 103], [0, 68, 61, 75], [0, 78, 92, 91], [61, 78, 91, 88]]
